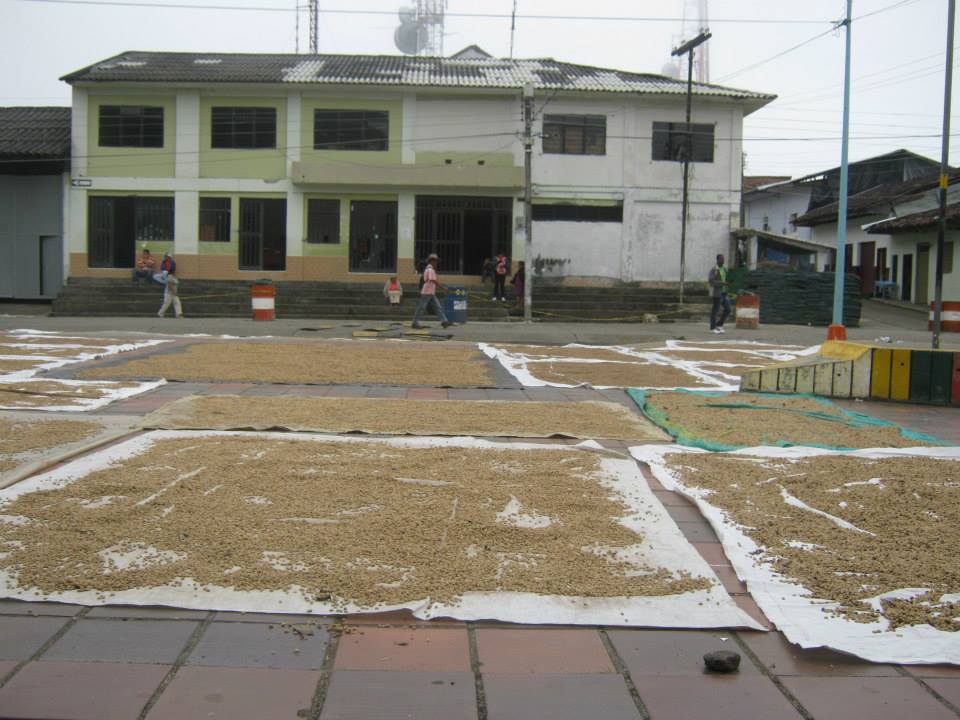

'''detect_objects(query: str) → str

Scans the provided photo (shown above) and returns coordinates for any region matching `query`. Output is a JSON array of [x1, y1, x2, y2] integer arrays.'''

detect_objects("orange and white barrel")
[[735, 294, 760, 329], [252, 283, 276, 321], [929, 301, 960, 332]]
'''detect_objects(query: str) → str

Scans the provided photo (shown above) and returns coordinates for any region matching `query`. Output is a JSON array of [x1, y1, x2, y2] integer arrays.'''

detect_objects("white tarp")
[[0, 430, 762, 629], [631, 443, 960, 664]]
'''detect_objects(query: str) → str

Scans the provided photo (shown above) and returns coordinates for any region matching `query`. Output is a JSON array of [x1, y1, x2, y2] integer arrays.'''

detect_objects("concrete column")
[[176, 92, 200, 179], [72, 88, 88, 177], [397, 193, 415, 265], [287, 189, 304, 264], [174, 191, 199, 257], [286, 92, 302, 172], [402, 93, 416, 165]]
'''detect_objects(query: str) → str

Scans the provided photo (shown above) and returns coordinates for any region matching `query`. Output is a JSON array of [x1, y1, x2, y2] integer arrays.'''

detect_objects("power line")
[[10, 0, 837, 23]]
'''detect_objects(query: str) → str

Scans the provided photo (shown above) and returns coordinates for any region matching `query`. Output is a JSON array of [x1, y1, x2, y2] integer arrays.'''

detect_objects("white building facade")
[[62, 52, 773, 286]]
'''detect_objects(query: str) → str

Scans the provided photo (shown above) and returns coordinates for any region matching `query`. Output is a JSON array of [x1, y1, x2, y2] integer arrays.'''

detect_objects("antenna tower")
[[309, 0, 318, 53], [667, 0, 710, 82]]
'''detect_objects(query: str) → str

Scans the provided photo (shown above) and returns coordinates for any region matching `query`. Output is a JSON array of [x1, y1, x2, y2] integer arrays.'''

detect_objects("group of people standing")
[[132, 247, 183, 318]]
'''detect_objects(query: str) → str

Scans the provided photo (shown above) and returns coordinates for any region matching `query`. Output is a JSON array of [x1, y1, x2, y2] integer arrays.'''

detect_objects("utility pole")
[[523, 83, 534, 322], [671, 30, 711, 304], [828, 0, 853, 341], [932, 0, 955, 350]]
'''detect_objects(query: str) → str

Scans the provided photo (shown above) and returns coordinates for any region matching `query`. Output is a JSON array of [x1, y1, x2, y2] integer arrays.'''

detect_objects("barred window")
[[199, 197, 231, 243], [314, 110, 389, 151], [651, 122, 715, 162], [98, 106, 164, 148], [542, 115, 606, 155], [211, 107, 277, 149], [306, 199, 341, 244]]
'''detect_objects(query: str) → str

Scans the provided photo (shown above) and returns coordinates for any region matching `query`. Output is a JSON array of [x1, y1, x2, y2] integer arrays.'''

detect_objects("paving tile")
[[926, 679, 960, 708], [0, 616, 71, 661], [43, 618, 199, 664], [484, 673, 639, 720], [711, 565, 748, 594], [476, 629, 613, 674], [0, 600, 83, 617], [335, 627, 470, 672], [447, 389, 491, 400], [904, 664, 960, 679], [676, 521, 718, 542], [734, 595, 774, 630], [342, 609, 464, 627], [652, 489, 694, 507], [485, 389, 527, 401], [631, 674, 803, 719], [0, 659, 19, 678], [146, 666, 319, 720], [320, 670, 475, 720], [86, 605, 208, 620], [690, 541, 731, 566], [186, 621, 329, 669], [325, 385, 369, 397], [608, 629, 757, 676], [407, 388, 449, 399], [213, 611, 333, 624], [0, 661, 168, 720], [781, 676, 958, 720], [664, 504, 705, 523], [363, 386, 408, 398], [739, 632, 899, 676]]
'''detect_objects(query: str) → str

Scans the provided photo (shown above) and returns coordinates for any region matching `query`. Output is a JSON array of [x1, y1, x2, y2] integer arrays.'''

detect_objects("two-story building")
[[61, 51, 773, 288]]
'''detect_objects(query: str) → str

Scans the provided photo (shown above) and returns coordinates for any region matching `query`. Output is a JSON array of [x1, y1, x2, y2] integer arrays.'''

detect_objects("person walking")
[[708, 253, 731, 334], [157, 273, 183, 318], [411, 253, 451, 329], [493, 252, 509, 302]]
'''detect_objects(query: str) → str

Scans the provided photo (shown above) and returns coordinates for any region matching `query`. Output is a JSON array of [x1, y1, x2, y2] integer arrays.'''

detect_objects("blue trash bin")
[[443, 286, 468, 324]]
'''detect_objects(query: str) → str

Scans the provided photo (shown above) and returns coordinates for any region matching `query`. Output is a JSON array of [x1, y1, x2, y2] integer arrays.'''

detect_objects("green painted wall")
[[199, 97, 287, 179], [87, 95, 176, 177]]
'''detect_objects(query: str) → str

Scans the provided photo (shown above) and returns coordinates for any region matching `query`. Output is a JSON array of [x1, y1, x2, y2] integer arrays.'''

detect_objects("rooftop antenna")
[[510, 0, 517, 59], [309, 0, 318, 53], [666, 0, 710, 82], [394, 0, 447, 56]]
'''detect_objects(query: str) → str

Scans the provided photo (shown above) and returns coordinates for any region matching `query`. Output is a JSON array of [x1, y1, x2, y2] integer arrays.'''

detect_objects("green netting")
[[626, 388, 947, 452]]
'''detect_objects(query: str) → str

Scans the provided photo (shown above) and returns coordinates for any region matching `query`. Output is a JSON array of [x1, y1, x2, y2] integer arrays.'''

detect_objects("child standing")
[[383, 276, 403, 307]]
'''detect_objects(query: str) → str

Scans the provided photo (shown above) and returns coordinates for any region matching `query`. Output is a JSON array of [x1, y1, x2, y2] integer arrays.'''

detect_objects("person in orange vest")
[[493, 252, 510, 302]]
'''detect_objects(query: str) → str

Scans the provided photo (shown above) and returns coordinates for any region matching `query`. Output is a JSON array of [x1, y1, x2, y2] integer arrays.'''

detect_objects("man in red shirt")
[[412, 253, 452, 329]]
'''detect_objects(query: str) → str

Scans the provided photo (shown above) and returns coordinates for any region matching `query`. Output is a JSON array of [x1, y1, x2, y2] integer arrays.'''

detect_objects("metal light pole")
[[671, 30, 711, 305], [829, 0, 853, 341], [932, 0, 955, 350]]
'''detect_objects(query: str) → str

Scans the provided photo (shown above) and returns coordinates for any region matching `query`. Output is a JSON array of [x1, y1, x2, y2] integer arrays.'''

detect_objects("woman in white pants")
[[157, 274, 183, 318]]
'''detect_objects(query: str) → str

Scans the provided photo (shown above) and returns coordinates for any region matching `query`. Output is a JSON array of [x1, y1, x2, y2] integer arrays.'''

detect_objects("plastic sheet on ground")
[[627, 389, 946, 452], [631, 444, 960, 664], [0, 330, 167, 411], [480, 342, 737, 390], [0, 431, 762, 629]]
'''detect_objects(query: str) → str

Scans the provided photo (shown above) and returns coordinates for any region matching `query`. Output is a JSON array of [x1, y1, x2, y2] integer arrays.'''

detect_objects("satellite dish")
[[661, 61, 682, 79], [394, 23, 420, 55], [398, 6, 416, 22]]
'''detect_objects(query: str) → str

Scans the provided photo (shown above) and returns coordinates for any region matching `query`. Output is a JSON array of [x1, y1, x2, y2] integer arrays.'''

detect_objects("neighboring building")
[[60, 51, 773, 287], [864, 191, 960, 305], [0, 106, 71, 299], [740, 150, 942, 292]]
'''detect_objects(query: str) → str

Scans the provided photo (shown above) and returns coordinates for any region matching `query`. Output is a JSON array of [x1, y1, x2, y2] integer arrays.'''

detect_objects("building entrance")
[[415, 196, 512, 276]]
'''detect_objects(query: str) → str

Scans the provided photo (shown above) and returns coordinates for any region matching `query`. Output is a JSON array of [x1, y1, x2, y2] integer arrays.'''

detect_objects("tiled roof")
[[866, 203, 960, 234], [793, 171, 960, 227], [62, 51, 774, 104], [0, 106, 71, 158], [743, 175, 791, 193]]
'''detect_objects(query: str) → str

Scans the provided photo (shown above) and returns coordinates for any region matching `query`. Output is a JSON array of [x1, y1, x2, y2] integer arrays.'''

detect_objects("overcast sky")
[[2, 0, 953, 178]]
